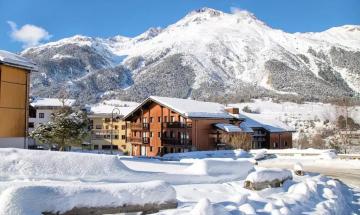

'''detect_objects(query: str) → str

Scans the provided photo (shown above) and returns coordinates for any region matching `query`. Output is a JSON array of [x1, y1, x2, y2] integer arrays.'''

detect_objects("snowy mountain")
[[22, 8, 360, 104]]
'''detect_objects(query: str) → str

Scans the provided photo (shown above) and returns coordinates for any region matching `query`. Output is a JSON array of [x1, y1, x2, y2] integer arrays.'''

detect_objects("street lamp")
[[110, 107, 121, 155]]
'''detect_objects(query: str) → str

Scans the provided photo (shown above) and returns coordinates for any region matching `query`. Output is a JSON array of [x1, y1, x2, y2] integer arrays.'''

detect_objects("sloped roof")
[[214, 123, 242, 132], [0, 50, 37, 70], [124, 96, 235, 119], [238, 113, 295, 132], [31, 98, 76, 108], [89, 100, 139, 117]]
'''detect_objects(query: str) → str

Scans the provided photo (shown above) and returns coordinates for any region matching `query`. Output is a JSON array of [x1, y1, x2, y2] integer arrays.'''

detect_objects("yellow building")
[[89, 114, 131, 153], [0, 50, 37, 148]]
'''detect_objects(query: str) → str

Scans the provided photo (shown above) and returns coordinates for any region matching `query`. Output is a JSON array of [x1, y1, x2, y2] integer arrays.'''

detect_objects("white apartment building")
[[28, 98, 76, 133]]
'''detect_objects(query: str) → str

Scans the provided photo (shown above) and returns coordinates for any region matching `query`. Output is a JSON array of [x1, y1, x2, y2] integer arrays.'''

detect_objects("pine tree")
[[30, 107, 89, 151]]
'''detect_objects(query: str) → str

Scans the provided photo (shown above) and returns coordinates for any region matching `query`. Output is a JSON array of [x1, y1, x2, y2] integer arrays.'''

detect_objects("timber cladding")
[[0, 64, 29, 137]]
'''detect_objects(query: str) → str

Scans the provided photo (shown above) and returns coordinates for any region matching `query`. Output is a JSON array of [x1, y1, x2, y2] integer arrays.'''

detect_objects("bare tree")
[[222, 132, 252, 151], [58, 87, 70, 107], [311, 133, 325, 149]]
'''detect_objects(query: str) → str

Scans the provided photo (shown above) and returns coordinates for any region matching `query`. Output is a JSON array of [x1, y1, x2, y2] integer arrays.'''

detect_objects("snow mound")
[[190, 198, 214, 215], [0, 148, 135, 181], [163, 149, 250, 161], [294, 162, 303, 171], [245, 168, 292, 183], [185, 159, 254, 178], [252, 149, 266, 160], [0, 181, 175, 215]]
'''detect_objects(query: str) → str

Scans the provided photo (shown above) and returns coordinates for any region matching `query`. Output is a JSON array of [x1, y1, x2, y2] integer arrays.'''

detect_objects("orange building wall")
[[268, 132, 293, 149], [192, 118, 230, 151], [0, 64, 29, 137]]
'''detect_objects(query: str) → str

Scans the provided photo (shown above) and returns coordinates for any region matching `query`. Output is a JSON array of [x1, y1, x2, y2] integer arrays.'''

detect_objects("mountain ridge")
[[22, 8, 360, 104]]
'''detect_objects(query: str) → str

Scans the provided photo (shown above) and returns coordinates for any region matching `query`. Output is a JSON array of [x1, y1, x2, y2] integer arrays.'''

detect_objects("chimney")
[[225, 107, 239, 114]]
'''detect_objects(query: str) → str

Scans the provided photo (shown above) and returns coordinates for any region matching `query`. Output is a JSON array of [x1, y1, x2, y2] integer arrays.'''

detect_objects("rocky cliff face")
[[22, 8, 360, 104]]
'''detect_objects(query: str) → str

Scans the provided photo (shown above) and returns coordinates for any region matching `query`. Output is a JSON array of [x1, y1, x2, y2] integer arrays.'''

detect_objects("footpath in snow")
[[0, 148, 359, 214]]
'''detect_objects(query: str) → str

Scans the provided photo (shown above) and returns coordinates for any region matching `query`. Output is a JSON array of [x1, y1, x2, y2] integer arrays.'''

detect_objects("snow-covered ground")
[[0, 148, 359, 214]]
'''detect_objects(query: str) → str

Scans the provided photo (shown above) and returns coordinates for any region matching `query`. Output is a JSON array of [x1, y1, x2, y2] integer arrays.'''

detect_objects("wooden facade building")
[[0, 50, 37, 148]]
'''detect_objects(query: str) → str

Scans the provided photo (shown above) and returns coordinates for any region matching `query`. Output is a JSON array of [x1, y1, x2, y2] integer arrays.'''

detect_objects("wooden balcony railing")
[[162, 137, 192, 146], [127, 137, 150, 144], [128, 137, 142, 143], [163, 122, 192, 129], [129, 123, 150, 130]]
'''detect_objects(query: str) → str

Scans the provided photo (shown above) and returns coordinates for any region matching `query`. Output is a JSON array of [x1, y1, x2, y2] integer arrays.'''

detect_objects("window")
[[150, 146, 153, 152], [170, 148, 174, 153], [95, 125, 102, 129], [121, 135, 126, 140], [143, 117, 147, 123], [114, 135, 119, 139], [28, 122, 34, 128], [158, 132, 161, 138], [39, 113, 44, 118], [105, 125, 109, 129], [164, 116, 168, 122], [150, 117, 153, 123], [114, 125, 118, 130], [158, 117, 161, 122], [121, 125, 126, 130], [105, 118, 110, 123], [178, 148, 181, 153], [284, 141, 288, 147], [93, 145, 99, 150], [170, 131, 174, 138], [170, 116, 175, 122], [150, 132, 153, 138], [163, 131, 167, 137]]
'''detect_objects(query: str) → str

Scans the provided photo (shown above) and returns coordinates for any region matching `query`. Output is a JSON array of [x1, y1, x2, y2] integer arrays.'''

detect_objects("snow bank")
[[245, 168, 292, 183], [0, 181, 176, 215], [190, 199, 214, 215], [252, 149, 266, 160], [163, 149, 250, 161], [0, 148, 135, 181], [185, 159, 254, 178]]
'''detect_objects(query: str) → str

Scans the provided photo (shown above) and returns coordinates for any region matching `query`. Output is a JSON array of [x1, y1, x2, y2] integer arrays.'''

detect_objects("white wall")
[[29, 109, 57, 132]]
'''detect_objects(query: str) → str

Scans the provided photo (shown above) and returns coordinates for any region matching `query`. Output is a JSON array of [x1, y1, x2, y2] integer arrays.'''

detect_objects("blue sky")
[[1, 0, 359, 52]]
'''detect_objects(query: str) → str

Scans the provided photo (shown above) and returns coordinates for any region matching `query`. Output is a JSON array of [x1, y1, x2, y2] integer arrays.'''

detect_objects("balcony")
[[91, 129, 119, 135], [163, 122, 192, 129], [130, 123, 150, 131], [128, 137, 142, 143], [127, 137, 150, 144], [162, 137, 192, 146]]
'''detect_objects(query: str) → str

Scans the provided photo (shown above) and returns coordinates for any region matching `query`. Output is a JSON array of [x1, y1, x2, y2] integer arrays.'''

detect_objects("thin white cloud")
[[7, 21, 51, 48]]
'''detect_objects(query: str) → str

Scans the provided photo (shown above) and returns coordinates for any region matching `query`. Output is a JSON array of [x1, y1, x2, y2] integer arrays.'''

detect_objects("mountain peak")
[[190, 7, 223, 17], [134, 27, 162, 42]]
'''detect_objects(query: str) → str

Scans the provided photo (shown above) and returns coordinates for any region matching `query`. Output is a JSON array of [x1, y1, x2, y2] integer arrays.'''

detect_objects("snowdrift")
[[162, 149, 250, 161], [0, 149, 252, 184], [245, 168, 292, 183], [185, 159, 254, 178], [0, 181, 176, 215], [0, 148, 135, 181]]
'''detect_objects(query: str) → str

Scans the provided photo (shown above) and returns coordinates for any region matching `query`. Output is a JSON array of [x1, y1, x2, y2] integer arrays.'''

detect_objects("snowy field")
[[0, 149, 359, 214]]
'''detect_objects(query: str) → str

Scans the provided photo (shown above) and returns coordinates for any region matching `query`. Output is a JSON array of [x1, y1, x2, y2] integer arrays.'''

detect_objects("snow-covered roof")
[[31, 98, 76, 108], [88, 100, 139, 117], [0, 50, 37, 70], [238, 113, 295, 132], [125, 96, 235, 119], [214, 123, 242, 133]]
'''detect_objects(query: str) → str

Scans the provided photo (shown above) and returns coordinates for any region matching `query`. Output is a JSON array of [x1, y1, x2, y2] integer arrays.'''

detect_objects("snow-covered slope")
[[22, 8, 360, 104]]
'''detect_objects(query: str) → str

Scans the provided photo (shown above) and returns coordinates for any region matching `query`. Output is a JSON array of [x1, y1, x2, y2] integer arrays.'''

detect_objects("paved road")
[[258, 162, 360, 188]]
